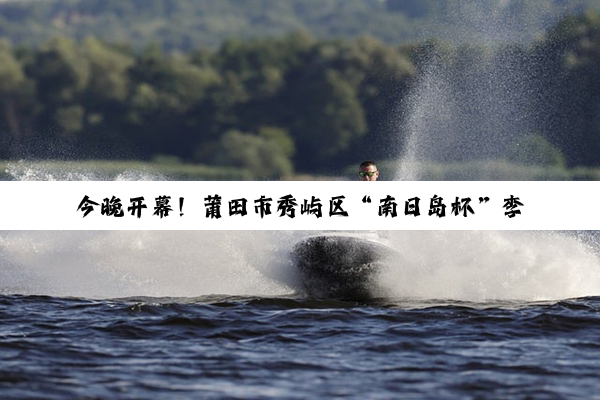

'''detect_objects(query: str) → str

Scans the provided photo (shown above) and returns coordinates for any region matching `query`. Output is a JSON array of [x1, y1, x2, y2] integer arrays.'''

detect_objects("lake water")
[[2, 294, 600, 399], [2, 230, 600, 398]]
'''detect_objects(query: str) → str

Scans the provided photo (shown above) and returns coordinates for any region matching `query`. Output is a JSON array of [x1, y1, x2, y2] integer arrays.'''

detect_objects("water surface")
[[2, 294, 600, 399]]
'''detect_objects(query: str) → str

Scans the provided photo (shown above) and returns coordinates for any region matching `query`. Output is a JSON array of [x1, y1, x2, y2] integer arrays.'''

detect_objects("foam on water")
[[5, 160, 166, 181], [1, 228, 600, 301], [0, 230, 303, 298], [382, 231, 600, 301]]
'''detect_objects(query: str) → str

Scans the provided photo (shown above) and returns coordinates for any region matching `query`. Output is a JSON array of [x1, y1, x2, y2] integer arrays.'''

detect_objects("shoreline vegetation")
[[2, 159, 600, 181], [1, 2, 600, 178]]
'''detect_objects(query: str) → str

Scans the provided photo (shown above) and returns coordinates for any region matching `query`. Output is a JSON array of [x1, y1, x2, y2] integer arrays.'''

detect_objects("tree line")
[[0, 11, 599, 177], [1, 0, 597, 51], [0, 31, 415, 177]]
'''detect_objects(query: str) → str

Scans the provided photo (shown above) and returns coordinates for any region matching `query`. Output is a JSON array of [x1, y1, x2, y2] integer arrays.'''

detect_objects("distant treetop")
[[0, 0, 599, 51]]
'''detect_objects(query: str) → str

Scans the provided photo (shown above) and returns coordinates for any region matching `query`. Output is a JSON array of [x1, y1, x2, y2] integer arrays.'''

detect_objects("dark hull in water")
[[291, 234, 398, 300]]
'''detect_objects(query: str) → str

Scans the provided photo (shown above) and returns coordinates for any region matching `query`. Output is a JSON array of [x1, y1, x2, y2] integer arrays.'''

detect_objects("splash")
[[397, 45, 543, 180], [395, 1, 567, 180], [379, 231, 600, 301], [1, 229, 599, 301], [0, 231, 304, 298], [4, 160, 166, 181]]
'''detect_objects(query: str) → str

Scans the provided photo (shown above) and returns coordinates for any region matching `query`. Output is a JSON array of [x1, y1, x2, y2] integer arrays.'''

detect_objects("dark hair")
[[360, 160, 376, 168]]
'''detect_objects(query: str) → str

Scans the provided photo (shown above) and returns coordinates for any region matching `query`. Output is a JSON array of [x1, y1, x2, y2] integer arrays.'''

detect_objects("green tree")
[[258, 126, 295, 159], [27, 36, 90, 105], [124, 44, 221, 159], [336, 35, 415, 161], [285, 67, 367, 171], [536, 11, 600, 166], [23, 36, 90, 146], [82, 37, 134, 104], [0, 39, 26, 152], [212, 129, 293, 179], [55, 105, 85, 138]]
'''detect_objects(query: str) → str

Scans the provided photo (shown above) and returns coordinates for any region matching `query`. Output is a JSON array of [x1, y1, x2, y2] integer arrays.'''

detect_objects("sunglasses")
[[359, 171, 378, 177]]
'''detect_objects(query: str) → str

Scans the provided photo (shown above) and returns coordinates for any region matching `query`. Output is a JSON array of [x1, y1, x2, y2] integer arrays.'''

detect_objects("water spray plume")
[[1, 228, 600, 301], [395, 0, 571, 181]]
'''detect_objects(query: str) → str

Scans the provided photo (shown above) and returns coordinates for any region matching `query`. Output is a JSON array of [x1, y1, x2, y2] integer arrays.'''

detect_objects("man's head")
[[359, 161, 379, 181]]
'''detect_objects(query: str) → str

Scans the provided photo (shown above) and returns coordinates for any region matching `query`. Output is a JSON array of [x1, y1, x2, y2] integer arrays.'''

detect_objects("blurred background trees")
[[0, 0, 599, 177]]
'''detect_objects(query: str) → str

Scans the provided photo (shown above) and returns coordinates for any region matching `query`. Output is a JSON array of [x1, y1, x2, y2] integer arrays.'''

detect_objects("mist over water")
[[2, 229, 600, 301], [383, 231, 600, 301], [0, 231, 301, 299], [5, 160, 166, 181], [396, 1, 559, 181]]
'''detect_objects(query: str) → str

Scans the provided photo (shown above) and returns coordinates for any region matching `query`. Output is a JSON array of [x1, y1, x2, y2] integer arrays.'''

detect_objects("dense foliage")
[[0, 33, 416, 176], [0, 0, 598, 50], [0, 3, 599, 177]]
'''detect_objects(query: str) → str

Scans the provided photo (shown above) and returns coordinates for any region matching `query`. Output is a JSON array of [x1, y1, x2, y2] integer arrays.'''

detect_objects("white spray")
[[2, 228, 600, 301], [381, 231, 600, 301], [0, 230, 304, 299], [395, 1, 569, 180]]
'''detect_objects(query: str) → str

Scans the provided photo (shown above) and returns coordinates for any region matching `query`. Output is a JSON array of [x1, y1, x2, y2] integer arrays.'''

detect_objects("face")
[[359, 164, 379, 181]]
